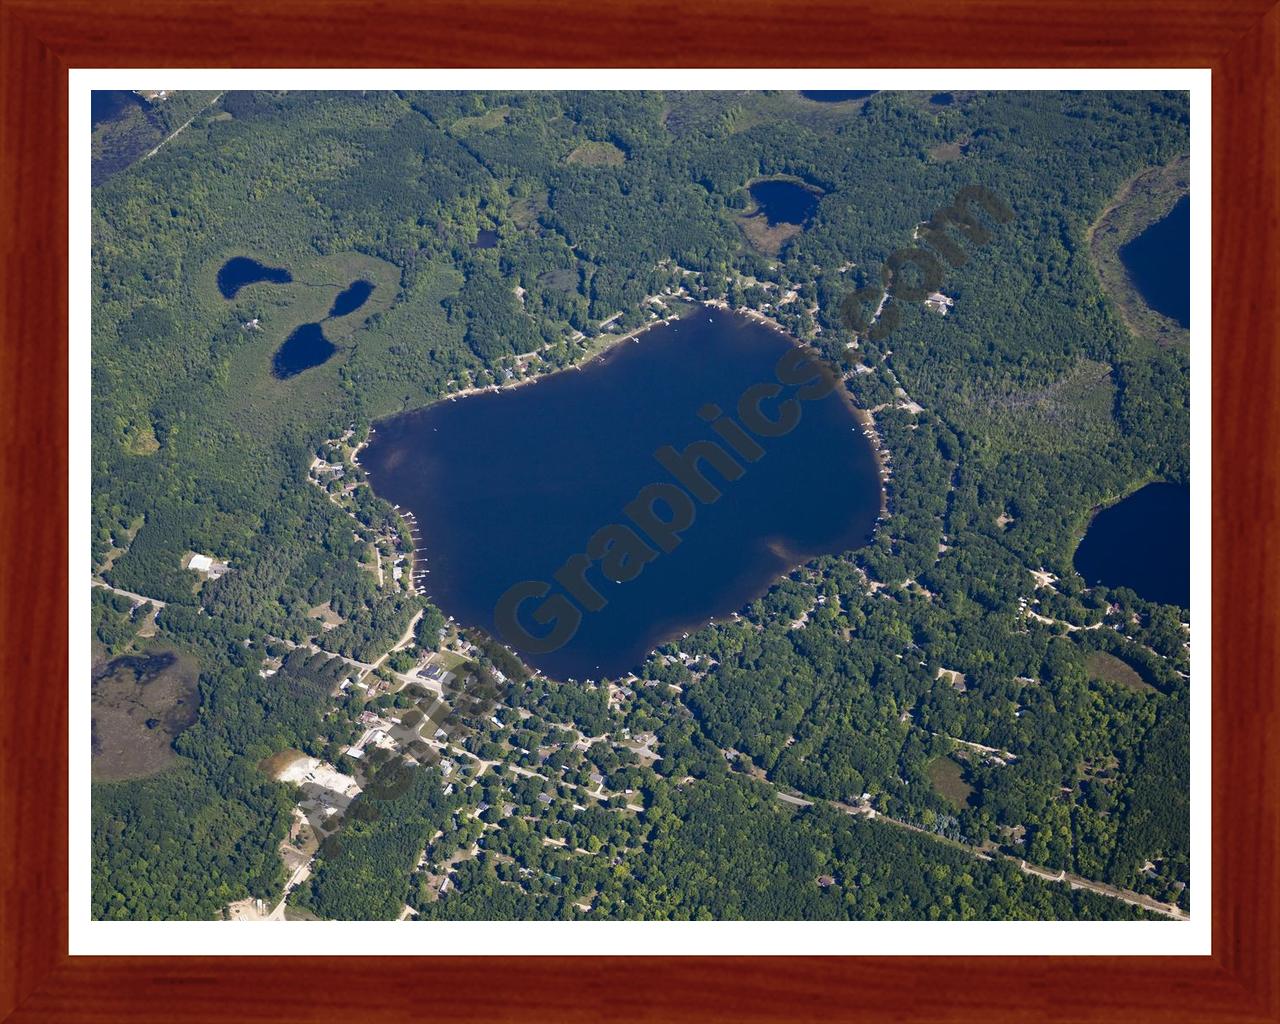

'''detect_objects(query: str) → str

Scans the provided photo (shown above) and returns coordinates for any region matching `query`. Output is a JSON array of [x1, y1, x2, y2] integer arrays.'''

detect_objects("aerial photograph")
[[89, 88, 1191, 923]]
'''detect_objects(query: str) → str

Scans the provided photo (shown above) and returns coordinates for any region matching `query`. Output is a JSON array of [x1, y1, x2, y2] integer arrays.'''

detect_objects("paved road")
[[265, 633, 374, 676], [774, 789, 1187, 921], [267, 860, 313, 921], [142, 92, 225, 161], [367, 610, 424, 674], [92, 580, 167, 607]]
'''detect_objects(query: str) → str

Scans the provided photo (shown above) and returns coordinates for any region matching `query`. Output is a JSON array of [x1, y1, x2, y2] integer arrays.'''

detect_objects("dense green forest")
[[91, 89, 1190, 921]]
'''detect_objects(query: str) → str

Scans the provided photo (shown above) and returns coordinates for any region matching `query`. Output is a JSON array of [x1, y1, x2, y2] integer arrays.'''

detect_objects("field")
[[566, 141, 626, 167], [1085, 650, 1156, 693], [91, 647, 200, 782], [927, 756, 975, 808], [450, 105, 510, 136], [928, 137, 969, 162], [432, 650, 471, 671]]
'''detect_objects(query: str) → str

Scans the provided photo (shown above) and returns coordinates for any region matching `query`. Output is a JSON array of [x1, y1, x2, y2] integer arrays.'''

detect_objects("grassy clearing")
[[928, 138, 969, 162], [451, 106, 510, 136], [735, 211, 803, 256], [124, 422, 160, 455], [1085, 650, 1155, 693], [927, 756, 974, 808], [308, 602, 345, 628], [566, 141, 626, 167], [537, 267, 578, 291]]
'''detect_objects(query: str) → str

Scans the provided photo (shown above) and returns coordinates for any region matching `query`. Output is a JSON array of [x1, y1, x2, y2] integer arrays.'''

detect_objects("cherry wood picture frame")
[[2, 1, 1277, 1020]]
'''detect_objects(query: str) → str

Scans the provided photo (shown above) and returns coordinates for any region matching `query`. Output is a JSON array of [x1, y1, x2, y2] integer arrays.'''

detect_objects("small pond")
[[801, 91, 878, 103], [474, 229, 499, 249], [749, 180, 820, 227], [1073, 482, 1191, 608], [217, 256, 293, 300], [273, 322, 335, 379], [1119, 195, 1190, 328], [329, 280, 374, 318]]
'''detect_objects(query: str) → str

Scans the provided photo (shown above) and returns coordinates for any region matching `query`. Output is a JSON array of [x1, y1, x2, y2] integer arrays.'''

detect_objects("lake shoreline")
[[1072, 480, 1191, 608], [1086, 152, 1190, 348], [362, 306, 884, 681], [371, 299, 892, 635]]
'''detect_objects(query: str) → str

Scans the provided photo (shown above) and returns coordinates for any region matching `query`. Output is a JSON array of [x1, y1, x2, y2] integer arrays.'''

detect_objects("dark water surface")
[[1073, 482, 1191, 608], [362, 308, 882, 679], [474, 229, 499, 249], [749, 180, 820, 227], [1119, 195, 1190, 328], [217, 256, 293, 299], [801, 91, 878, 102], [91, 90, 145, 127], [273, 322, 335, 378], [329, 280, 374, 318]]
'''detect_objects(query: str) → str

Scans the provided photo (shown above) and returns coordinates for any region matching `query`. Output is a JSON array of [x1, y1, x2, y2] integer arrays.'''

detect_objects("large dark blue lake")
[[1073, 482, 1191, 608], [1120, 195, 1190, 328], [362, 308, 882, 679]]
